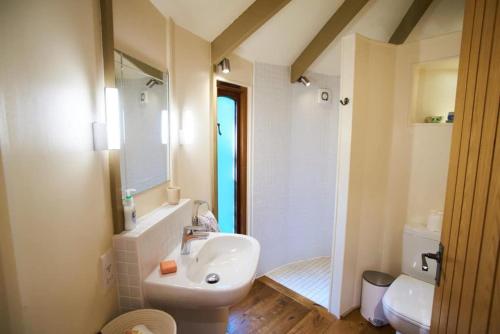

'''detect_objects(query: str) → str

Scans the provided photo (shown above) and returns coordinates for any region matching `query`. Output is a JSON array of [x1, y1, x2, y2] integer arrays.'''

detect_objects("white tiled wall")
[[112, 199, 192, 312], [252, 63, 339, 274], [252, 63, 291, 273]]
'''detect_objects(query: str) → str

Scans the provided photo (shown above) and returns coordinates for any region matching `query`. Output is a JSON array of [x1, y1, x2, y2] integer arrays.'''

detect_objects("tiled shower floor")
[[265, 256, 331, 308]]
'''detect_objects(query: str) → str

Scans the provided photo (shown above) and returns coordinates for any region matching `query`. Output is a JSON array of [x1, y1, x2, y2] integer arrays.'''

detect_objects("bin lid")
[[363, 270, 394, 287]]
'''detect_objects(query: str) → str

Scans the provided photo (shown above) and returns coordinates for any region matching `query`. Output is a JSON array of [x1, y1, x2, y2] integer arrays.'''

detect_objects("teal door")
[[217, 96, 237, 233]]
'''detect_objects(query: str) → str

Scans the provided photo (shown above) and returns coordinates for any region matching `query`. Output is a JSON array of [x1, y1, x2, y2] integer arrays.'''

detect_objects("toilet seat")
[[382, 275, 434, 331]]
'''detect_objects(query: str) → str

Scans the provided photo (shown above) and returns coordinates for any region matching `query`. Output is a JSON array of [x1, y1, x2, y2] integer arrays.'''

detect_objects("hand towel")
[[124, 324, 154, 334], [197, 210, 219, 232]]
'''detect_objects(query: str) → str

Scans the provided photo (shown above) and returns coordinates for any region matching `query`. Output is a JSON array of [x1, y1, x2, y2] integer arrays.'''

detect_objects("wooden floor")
[[228, 276, 395, 334]]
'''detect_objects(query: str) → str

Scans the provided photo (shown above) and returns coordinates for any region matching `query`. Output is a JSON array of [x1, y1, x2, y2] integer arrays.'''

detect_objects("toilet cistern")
[[382, 224, 441, 334]]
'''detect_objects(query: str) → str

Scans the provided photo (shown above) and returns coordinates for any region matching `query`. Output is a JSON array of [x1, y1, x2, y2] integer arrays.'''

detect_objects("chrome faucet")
[[192, 200, 209, 226], [181, 225, 209, 255]]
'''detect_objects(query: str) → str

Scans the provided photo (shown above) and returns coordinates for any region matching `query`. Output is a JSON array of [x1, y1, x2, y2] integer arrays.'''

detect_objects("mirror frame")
[[100, 0, 124, 233]]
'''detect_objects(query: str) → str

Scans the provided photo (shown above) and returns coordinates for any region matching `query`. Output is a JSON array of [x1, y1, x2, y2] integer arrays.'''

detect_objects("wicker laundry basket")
[[101, 309, 176, 334]]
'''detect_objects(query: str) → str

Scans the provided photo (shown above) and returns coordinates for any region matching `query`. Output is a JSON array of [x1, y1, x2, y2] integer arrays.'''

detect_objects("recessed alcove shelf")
[[411, 57, 459, 124], [411, 122, 454, 127]]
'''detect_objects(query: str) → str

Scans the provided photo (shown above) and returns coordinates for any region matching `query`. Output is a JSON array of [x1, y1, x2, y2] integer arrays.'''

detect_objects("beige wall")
[[113, 0, 167, 72], [383, 32, 462, 274], [414, 65, 458, 122], [337, 35, 397, 314], [0, 1, 224, 331], [335, 32, 461, 315], [216, 53, 254, 88], [0, 254, 8, 333], [0, 149, 24, 333], [0, 0, 119, 332], [384, 32, 461, 273], [171, 25, 213, 203]]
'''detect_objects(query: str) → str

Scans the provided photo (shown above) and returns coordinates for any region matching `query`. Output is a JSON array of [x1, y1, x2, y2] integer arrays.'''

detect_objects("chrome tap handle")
[[181, 225, 209, 255], [184, 225, 207, 235], [192, 200, 210, 225]]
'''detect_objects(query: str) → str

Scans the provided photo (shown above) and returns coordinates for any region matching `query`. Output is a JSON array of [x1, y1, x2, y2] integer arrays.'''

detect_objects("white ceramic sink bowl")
[[144, 233, 260, 309]]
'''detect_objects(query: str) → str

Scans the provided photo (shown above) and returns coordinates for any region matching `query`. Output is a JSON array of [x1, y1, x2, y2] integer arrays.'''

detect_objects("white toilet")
[[382, 225, 440, 334]]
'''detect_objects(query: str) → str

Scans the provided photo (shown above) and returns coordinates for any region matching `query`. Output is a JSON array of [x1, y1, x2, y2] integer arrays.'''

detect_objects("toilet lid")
[[382, 275, 435, 329]]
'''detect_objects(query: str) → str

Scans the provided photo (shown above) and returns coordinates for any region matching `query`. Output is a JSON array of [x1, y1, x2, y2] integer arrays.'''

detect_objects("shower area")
[[251, 63, 339, 308]]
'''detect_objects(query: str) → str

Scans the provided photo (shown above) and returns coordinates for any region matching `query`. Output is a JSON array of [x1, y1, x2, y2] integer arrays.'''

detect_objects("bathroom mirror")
[[411, 57, 459, 123], [115, 50, 170, 194]]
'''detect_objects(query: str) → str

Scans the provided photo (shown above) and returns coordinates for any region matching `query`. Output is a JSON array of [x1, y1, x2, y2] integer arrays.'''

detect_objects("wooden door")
[[216, 81, 248, 234], [431, 0, 500, 332]]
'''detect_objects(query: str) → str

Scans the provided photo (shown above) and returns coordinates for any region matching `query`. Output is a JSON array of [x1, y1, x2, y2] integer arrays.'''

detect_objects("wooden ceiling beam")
[[290, 0, 369, 83], [211, 0, 292, 65], [389, 0, 433, 45]]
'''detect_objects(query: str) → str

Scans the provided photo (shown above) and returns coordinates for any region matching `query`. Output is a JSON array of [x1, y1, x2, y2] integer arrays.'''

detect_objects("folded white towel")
[[129, 324, 154, 334], [197, 210, 219, 232]]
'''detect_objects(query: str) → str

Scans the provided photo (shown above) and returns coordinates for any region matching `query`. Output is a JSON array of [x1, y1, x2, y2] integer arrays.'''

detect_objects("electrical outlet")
[[100, 249, 115, 291]]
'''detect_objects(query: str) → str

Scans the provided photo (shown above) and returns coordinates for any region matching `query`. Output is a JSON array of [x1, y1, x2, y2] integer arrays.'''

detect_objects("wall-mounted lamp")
[[92, 87, 121, 151], [298, 75, 311, 87], [217, 58, 231, 74], [105, 87, 121, 150], [161, 109, 169, 144], [178, 128, 185, 146]]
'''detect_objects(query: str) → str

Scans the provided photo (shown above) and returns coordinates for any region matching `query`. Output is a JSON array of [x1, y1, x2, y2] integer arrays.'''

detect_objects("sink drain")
[[205, 273, 220, 284]]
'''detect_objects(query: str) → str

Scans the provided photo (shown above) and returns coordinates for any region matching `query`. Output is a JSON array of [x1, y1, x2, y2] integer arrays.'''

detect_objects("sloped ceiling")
[[150, 0, 256, 41], [151, 0, 465, 76]]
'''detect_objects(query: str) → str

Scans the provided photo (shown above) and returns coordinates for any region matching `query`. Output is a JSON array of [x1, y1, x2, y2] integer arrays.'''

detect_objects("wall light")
[[105, 87, 121, 150], [218, 58, 231, 74], [178, 128, 185, 146], [298, 75, 311, 87], [161, 109, 169, 144]]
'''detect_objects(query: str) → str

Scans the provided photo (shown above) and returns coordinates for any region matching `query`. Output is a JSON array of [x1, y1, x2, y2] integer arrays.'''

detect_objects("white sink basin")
[[144, 233, 260, 309]]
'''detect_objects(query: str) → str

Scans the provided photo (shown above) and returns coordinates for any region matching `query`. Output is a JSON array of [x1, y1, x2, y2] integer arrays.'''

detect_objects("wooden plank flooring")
[[229, 277, 395, 334]]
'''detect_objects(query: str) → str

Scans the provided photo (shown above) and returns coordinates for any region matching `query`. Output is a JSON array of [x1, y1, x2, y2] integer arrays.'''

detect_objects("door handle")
[[421, 243, 444, 286], [217, 123, 222, 136]]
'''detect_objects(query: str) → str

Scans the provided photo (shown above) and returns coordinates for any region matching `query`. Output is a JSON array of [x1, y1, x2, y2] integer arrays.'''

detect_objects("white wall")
[[287, 73, 339, 263], [252, 63, 339, 274], [407, 125, 453, 225], [252, 64, 291, 273], [407, 0, 465, 43]]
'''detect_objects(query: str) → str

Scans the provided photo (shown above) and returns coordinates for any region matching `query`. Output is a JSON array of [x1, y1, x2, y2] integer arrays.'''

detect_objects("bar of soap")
[[160, 260, 177, 275]]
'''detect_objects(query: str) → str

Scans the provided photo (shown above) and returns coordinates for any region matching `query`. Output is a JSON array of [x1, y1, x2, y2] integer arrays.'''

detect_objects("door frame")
[[215, 80, 248, 234]]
